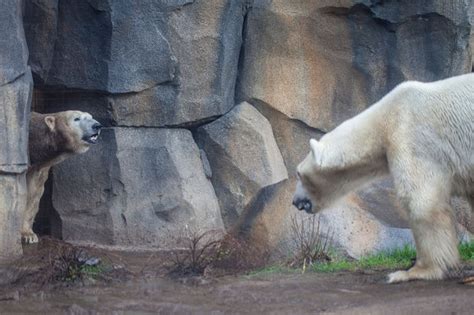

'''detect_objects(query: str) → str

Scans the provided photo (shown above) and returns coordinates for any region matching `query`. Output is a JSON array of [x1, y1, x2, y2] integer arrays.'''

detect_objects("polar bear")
[[292, 73, 474, 283], [23, 111, 102, 244]]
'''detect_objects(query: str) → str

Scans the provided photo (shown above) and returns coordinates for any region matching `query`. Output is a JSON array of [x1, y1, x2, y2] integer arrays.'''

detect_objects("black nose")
[[92, 122, 102, 131], [292, 198, 312, 213]]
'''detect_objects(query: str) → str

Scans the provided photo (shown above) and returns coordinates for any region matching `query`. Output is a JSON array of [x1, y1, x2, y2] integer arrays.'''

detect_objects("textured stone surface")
[[25, 0, 246, 127], [52, 128, 224, 248], [196, 102, 288, 228], [0, 174, 26, 263], [0, 0, 29, 86], [237, 0, 473, 132], [0, 72, 33, 174], [235, 102, 413, 257], [315, 197, 414, 259], [0, 0, 33, 262], [24, 0, 175, 93], [21, 0, 474, 258]]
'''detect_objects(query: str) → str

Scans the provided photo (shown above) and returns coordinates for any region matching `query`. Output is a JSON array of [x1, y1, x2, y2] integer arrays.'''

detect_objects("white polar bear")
[[293, 73, 474, 283]]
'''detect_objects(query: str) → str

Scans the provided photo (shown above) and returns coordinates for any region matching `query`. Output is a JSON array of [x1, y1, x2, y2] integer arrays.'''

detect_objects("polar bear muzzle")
[[292, 178, 316, 213], [81, 121, 102, 144]]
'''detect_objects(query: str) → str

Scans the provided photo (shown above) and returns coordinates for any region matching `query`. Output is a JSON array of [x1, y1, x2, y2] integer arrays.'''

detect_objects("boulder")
[[196, 102, 288, 228], [24, 0, 247, 127], [0, 0, 33, 262], [237, 0, 473, 132], [52, 128, 224, 248], [228, 102, 413, 257]]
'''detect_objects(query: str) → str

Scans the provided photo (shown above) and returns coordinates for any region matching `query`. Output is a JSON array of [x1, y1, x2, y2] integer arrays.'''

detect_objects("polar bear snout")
[[81, 119, 102, 145], [292, 196, 313, 213], [92, 122, 102, 132]]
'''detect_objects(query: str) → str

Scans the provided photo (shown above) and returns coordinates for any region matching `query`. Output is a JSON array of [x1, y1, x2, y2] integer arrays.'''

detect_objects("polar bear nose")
[[92, 122, 102, 131], [292, 197, 313, 213]]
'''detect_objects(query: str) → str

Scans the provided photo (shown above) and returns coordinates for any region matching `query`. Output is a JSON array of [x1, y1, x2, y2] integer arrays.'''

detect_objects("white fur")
[[294, 73, 474, 283]]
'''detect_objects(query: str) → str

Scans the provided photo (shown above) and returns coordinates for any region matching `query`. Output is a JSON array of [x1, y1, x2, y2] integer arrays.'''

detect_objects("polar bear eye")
[[74, 117, 80, 122]]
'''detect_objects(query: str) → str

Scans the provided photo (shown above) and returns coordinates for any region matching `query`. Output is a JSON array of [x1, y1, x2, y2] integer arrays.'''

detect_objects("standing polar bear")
[[293, 73, 473, 283], [23, 111, 102, 244]]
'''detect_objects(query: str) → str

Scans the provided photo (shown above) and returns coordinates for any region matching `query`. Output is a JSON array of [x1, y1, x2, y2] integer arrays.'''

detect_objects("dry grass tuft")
[[10, 237, 129, 287], [287, 214, 332, 269]]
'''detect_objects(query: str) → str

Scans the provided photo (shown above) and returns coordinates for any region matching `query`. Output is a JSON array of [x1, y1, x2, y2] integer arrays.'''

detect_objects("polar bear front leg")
[[387, 162, 460, 283], [22, 167, 50, 244], [21, 227, 39, 244], [22, 194, 41, 244], [387, 204, 459, 283]]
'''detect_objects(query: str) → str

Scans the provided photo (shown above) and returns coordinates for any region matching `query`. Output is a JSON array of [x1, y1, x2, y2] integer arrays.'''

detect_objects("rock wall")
[[0, 0, 33, 262], [19, 0, 474, 253]]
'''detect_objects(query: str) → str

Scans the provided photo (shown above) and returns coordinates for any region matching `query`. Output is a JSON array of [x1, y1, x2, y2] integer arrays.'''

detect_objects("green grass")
[[459, 241, 474, 261], [312, 245, 416, 273], [249, 242, 474, 277]]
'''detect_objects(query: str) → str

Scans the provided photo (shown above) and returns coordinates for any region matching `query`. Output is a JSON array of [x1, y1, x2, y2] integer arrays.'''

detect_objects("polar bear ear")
[[44, 116, 56, 132], [310, 139, 321, 155], [310, 138, 323, 166]]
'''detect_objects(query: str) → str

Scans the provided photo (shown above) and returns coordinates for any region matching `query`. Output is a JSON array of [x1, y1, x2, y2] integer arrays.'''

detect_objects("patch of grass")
[[255, 242, 474, 276], [79, 264, 107, 279], [357, 245, 416, 270], [312, 259, 356, 273], [308, 246, 415, 274], [459, 241, 474, 261]]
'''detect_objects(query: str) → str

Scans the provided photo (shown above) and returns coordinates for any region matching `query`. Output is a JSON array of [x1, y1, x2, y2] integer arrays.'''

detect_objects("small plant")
[[41, 242, 105, 283], [11, 238, 113, 286], [212, 233, 270, 272], [169, 227, 222, 276], [288, 214, 332, 270]]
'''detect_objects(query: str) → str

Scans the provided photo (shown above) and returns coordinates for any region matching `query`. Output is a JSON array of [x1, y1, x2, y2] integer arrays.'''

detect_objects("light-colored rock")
[[242, 101, 413, 258], [0, 0, 33, 262], [0, 174, 26, 262], [237, 0, 473, 131], [196, 102, 288, 228], [52, 128, 224, 248]]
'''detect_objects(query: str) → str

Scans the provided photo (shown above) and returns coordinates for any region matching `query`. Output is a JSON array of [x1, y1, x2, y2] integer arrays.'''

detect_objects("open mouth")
[[83, 132, 100, 144]]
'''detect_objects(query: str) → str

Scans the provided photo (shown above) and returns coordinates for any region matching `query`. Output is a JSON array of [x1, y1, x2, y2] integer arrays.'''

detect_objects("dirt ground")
[[1, 245, 473, 314]]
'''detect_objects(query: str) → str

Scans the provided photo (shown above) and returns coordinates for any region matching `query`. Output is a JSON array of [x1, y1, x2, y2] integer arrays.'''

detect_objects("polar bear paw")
[[21, 231, 39, 244], [387, 266, 445, 283], [387, 270, 410, 283]]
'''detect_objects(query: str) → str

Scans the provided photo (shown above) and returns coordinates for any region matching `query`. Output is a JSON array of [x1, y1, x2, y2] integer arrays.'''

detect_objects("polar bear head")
[[292, 138, 338, 214], [43, 110, 102, 154]]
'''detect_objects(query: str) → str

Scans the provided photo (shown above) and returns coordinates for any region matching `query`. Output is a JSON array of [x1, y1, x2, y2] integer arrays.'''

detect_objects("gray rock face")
[[0, 0, 33, 262], [18, 0, 474, 259], [237, 101, 414, 257], [0, 0, 29, 86], [237, 0, 473, 132], [24, 0, 175, 93], [52, 128, 224, 248], [0, 72, 32, 174], [0, 174, 26, 263], [196, 102, 288, 228], [25, 0, 246, 127]]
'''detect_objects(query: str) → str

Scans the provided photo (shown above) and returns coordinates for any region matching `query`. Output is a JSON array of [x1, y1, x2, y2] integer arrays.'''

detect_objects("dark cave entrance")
[[32, 172, 63, 240]]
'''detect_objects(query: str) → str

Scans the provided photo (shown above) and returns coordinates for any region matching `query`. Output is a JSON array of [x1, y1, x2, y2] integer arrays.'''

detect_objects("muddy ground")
[[0, 243, 473, 314]]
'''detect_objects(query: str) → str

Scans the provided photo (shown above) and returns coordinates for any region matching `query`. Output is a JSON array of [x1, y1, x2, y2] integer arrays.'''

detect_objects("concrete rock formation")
[[0, 0, 33, 262], [237, 0, 473, 131], [24, 0, 246, 127], [9, 0, 472, 255], [196, 102, 288, 228], [52, 128, 224, 247]]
